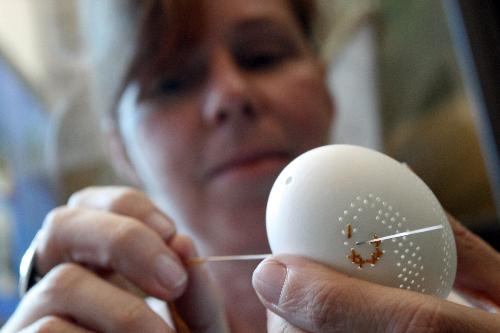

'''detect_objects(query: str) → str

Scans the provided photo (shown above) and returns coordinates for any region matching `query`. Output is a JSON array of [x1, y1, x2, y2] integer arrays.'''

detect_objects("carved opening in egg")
[[346, 227, 384, 268]]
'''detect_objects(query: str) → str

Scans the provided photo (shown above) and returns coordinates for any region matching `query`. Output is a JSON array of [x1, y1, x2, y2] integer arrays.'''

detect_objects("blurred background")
[[1, 0, 499, 324]]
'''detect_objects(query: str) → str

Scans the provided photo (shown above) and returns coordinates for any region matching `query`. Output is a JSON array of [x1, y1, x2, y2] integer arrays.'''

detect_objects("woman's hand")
[[253, 216, 500, 332], [1, 186, 227, 333]]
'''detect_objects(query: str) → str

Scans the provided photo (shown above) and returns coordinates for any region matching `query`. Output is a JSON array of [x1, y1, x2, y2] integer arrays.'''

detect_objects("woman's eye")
[[149, 72, 202, 99], [239, 51, 287, 70], [156, 77, 188, 95]]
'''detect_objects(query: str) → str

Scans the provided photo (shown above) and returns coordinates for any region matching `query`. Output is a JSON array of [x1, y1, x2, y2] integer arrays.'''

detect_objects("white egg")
[[266, 144, 456, 297]]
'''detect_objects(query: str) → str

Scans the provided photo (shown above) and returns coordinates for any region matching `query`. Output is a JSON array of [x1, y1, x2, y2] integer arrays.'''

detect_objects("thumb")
[[169, 235, 230, 333], [253, 255, 499, 333], [448, 215, 500, 309]]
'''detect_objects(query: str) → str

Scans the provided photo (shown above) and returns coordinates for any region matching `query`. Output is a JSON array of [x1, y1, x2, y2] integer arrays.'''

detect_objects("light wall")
[[0, 0, 43, 86]]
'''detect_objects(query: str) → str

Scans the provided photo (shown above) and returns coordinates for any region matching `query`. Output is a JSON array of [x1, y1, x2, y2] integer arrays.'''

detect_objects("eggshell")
[[266, 145, 456, 297]]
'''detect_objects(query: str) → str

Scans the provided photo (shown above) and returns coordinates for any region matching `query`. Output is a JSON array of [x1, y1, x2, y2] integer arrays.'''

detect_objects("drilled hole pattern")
[[340, 193, 450, 295], [415, 184, 454, 297], [431, 196, 453, 297]]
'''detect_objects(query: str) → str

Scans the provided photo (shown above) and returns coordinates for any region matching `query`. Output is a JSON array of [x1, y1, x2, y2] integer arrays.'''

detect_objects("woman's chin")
[[206, 156, 287, 206]]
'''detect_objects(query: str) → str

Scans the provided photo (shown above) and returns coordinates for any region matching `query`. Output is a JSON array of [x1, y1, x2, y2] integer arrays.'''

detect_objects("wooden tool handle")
[[167, 302, 191, 333]]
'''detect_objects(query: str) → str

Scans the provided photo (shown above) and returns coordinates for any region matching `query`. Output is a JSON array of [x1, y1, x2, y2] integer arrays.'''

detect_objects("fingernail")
[[154, 254, 187, 292], [147, 211, 176, 239], [252, 260, 287, 306]]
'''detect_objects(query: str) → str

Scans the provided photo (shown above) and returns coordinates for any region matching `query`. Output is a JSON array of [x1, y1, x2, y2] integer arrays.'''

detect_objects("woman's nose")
[[202, 52, 257, 126]]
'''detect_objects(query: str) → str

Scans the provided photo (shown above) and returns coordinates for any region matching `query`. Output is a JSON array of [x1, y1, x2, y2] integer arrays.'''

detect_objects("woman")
[[2, 0, 500, 332]]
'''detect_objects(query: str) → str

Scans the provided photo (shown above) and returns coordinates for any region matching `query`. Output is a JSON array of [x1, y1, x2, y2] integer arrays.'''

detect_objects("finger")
[[169, 235, 230, 332], [5, 263, 174, 333], [448, 215, 500, 307], [68, 186, 175, 240], [267, 310, 308, 333], [36, 206, 187, 300], [15, 316, 96, 333], [253, 255, 500, 333]]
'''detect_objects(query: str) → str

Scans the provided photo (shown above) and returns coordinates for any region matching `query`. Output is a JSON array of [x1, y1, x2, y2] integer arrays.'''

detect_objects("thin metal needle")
[[188, 225, 444, 264], [188, 254, 271, 266], [355, 224, 444, 246]]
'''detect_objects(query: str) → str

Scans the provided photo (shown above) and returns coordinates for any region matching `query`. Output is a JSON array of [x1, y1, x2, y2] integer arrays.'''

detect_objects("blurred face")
[[117, 0, 334, 233]]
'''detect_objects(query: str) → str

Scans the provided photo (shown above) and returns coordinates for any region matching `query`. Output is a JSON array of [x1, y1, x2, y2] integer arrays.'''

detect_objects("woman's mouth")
[[206, 151, 292, 185]]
